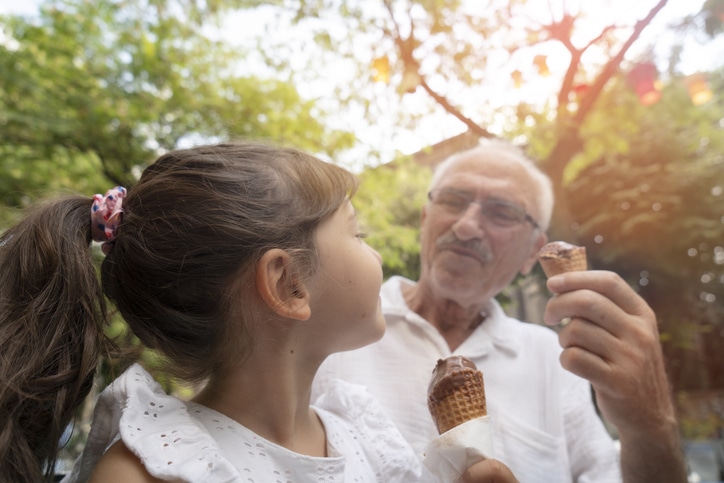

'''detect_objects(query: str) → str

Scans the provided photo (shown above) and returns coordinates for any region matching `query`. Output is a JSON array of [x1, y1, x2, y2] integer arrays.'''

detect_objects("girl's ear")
[[255, 249, 311, 321]]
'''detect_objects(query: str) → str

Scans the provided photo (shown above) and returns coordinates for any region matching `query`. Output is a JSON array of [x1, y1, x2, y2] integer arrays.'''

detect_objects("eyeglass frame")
[[427, 189, 540, 230]]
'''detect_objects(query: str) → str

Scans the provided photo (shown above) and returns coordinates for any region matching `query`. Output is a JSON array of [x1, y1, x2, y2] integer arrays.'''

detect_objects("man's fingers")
[[558, 317, 620, 363], [544, 288, 628, 337], [546, 270, 652, 319]]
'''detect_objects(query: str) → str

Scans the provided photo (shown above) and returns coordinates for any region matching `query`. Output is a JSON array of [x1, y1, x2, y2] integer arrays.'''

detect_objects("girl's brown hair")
[[102, 143, 358, 381], [0, 197, 107, 482], [0, 142, 357, 480]]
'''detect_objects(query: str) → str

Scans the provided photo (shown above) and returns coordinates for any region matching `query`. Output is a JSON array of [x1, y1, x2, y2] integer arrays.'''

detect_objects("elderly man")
[[313, 140, 685, 482]]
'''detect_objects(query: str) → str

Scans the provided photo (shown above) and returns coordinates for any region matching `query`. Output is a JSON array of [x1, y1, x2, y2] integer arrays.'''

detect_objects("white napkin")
[[423, 416, 494, 482]]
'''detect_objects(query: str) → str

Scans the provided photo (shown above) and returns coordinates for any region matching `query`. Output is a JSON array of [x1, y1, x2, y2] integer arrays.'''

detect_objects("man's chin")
[[430, 270, 485, 298], [436, 256, 489, 279]]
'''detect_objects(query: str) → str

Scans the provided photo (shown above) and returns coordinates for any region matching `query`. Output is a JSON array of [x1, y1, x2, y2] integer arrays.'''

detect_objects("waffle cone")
[[428, 368, 487, 434], [538, 241, 587, 278]]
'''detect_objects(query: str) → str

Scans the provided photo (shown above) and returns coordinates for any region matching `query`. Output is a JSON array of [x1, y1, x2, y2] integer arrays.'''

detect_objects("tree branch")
[[382, 0, 494, 140], [573, 0, 669, 123], [557, 49, 583, 111], [582, 24, 618, 52], [418, 77, 496, 140]]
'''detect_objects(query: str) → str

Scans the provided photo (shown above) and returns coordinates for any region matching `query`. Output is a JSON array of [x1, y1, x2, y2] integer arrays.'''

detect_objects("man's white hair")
[[429, 139, 554, 232]]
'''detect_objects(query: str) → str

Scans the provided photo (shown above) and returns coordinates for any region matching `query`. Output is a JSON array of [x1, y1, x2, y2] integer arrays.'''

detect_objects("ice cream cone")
[[538, 241, 587, 277], [428, 356, 487, 434]]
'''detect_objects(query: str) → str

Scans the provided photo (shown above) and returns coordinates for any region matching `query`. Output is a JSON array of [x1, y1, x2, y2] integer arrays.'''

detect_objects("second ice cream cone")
[[538, 241, 587, 277]]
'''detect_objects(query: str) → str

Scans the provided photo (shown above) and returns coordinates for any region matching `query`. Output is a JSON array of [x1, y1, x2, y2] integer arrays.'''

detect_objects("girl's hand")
[[459, 459, 519, 483]]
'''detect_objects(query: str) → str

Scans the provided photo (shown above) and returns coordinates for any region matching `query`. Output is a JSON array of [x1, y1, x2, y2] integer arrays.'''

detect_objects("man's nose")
[[451, 203, 486, 241]]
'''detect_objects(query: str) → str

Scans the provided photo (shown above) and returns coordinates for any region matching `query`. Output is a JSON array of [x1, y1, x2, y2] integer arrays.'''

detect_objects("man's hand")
[[460, 459, 518, 483], [544, 270, 687, 483]]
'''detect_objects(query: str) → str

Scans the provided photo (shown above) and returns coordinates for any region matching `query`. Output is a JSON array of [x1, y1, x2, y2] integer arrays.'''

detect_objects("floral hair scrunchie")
[[91, 186, 127, 255]]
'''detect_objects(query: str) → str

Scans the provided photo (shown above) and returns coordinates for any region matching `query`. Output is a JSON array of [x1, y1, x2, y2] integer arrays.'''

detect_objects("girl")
[[0, 142, 516, 483]]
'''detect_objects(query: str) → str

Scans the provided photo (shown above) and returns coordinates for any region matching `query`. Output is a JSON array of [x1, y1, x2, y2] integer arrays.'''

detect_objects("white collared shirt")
[[313, 276, 622, 483]]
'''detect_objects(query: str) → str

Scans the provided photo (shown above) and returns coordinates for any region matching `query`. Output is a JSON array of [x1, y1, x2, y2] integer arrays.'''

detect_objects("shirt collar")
[[459, 298, 521, 358], [383, 276, 521, 358]]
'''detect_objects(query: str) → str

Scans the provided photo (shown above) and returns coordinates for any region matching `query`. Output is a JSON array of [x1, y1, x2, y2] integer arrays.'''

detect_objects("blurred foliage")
[[0, 147, 107, 227], [703, 0, 724, 36], [355, 154, 432, 281], [563, 69, 724, 392], [676, 390, 724, 440], [276, 0, 720, 238], [0, 0, 355, 209]]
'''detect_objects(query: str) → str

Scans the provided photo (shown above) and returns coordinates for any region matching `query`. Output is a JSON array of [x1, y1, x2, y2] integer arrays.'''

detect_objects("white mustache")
[[435, 232, 493, 264]]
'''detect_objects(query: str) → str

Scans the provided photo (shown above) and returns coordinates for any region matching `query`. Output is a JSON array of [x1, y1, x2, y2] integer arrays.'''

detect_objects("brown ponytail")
[[0, 196, 108, 482]]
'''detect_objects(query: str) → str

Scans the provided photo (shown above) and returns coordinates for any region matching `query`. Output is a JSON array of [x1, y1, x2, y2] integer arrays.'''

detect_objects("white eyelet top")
[[62, 363, 422, 483]]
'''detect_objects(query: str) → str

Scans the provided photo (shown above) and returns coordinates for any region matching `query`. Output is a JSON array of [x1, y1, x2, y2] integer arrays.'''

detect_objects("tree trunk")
[[540, 125, 584, 242]]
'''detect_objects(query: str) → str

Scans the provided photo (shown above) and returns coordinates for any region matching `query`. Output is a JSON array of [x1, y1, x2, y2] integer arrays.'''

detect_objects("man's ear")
[[255, 249, 311, 321], [520, 231, 548, 275]]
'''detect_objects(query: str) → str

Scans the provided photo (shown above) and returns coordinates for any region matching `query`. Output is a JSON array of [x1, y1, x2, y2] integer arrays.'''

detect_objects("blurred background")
[[1, 0, 723, 480]]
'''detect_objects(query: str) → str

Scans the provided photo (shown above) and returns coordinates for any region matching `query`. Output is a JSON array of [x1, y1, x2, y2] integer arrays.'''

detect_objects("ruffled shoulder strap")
[[313, 379, 423, 482], [64, 364, 239, 482]]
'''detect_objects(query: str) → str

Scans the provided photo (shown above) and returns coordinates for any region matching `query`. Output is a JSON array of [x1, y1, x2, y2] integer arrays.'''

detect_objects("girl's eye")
[[356, 232, 368, 239]]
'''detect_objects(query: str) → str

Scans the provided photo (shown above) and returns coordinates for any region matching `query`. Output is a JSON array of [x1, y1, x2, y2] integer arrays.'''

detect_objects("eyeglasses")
[[427, 189, 539, 229]]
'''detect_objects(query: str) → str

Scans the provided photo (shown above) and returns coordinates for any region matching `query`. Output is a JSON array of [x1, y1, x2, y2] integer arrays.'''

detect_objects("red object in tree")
[[572, 83, 589, 100], [627, 62, 662, 106]]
